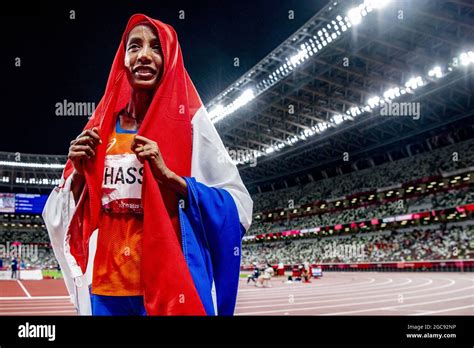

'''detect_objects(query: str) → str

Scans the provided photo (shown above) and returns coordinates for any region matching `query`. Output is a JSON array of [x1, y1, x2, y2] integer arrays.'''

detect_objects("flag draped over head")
[[62, 14, 208, 315]]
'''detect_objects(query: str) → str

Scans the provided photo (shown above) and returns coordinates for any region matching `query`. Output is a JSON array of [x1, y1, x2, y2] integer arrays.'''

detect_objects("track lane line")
[[0, 296, 70, 300], [237, 278, 415, 306], [324, 293, 474, 316], [16, 280, 32, 298], [236, 278, 468, 315], [236, 278, 433, 310]]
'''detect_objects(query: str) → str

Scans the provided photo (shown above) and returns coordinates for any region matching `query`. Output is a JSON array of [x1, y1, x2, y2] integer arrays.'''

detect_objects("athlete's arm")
[[68, 127, 102, 203], [70, 172, 86, 204]]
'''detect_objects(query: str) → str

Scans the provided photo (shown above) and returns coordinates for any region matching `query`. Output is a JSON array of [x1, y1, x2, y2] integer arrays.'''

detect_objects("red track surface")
[[0, 279, 75, 315], [0, 273, 473, 315]]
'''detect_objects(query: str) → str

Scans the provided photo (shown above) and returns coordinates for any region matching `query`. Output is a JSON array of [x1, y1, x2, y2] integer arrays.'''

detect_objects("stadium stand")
[[242, 224, 474, 265]]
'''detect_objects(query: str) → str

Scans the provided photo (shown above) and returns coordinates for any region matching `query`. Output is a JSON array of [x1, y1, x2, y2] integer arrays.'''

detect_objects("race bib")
[[101, 154, 144, 214]]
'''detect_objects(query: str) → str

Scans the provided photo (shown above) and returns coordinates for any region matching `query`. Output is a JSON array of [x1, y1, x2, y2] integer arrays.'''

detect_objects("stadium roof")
[[208, 0, 474, 189]]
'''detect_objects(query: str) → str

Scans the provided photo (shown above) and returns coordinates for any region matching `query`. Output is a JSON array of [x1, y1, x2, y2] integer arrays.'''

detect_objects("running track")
[[0, 273, 473, 315]]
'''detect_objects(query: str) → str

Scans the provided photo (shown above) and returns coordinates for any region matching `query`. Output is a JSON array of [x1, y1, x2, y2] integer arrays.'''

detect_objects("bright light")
[[290, 49, 307, 66], [287, 136, 298, 145], [210, 89, 255, 122], [364, 0, 391, 9], [331, 114, 344, 125], [405, 76, 424, 90], [428, 66, 443, 78], [208, 104, 224, 118], [315, 122, 329, 133], [265, 147, 275, 154], [348, 7, 362, 25], [459, 51, 474, 66], [237, 89, 255, 105], [383, 87, 400, 100], [368, 96, 380, 108], [0, 161, 65, 169]]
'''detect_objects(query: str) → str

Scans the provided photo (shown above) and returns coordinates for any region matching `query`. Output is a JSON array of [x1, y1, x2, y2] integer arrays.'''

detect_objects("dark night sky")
[[0, 0, 326, 155]]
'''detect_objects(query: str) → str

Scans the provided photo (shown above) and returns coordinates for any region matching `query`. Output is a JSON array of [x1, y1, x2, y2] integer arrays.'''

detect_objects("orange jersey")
[[92, 117, 144, 296]]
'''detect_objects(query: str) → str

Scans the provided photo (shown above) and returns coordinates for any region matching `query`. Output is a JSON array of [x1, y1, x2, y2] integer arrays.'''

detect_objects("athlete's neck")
[[126, 90, 153, 123]]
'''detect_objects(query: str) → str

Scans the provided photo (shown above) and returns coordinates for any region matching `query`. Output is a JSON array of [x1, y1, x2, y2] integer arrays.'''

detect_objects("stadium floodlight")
[[316, 122, 329, 133], [331, 114, 344, 125], [428, 66, 443, 79], [14, 177, 61, 185], [265, 147, 275, 154], [467, 51, 474, 63], [290, 50, 304, 65], [235, 88, 255, 106], [368, 96, 380, 108], [348, 6, 363, 25], [235, 0, 393, 108], [405, 76, 424, 90], [0, 160, 65, 169], [459, 51, 474, 66], [208, 104, 224, 119], [346, 106, 360, 117], [348, 0, 392, 25], [383, 87, 400, 100], [287, 136, 296, 145], [364, 0, 391, 9], [210, 88, 255, 122]]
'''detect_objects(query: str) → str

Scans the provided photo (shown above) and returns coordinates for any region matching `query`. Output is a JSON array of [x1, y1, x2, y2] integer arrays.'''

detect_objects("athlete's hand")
[[131, 135, 188, 196], [68, 127, 102, 176], [131, 135, 170, 182]]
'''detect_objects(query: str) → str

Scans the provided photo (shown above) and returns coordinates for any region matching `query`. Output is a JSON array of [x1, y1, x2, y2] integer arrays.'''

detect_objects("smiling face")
[[124, 24, 164, 91]]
